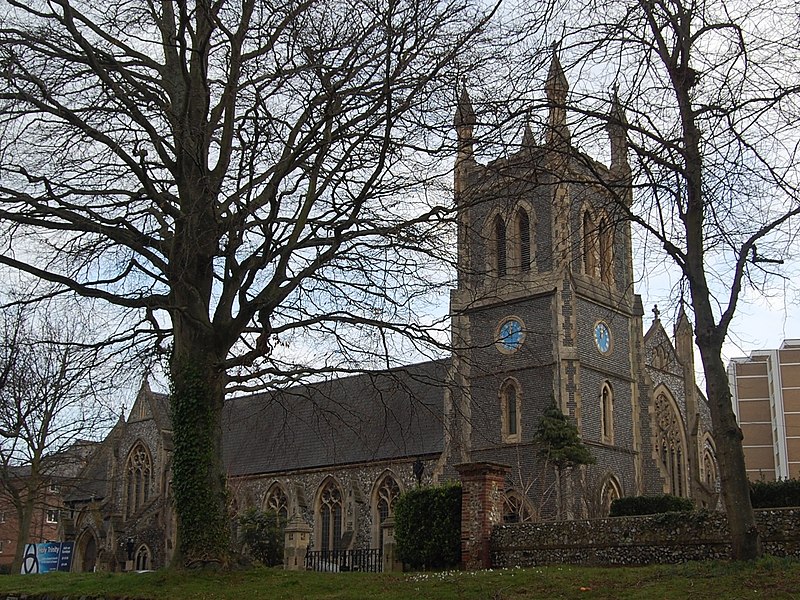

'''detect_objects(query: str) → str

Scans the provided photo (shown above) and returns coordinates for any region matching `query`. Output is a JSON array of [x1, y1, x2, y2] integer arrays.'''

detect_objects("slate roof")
[[222, 359, 449, 477]]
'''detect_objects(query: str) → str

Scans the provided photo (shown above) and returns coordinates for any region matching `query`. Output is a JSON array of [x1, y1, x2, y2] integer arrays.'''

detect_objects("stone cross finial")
[[652, 304, 660, 321]]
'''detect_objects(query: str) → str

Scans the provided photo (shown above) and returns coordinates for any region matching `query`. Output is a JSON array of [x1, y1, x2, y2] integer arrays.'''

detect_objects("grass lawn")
[[2, 558, 799, 599]]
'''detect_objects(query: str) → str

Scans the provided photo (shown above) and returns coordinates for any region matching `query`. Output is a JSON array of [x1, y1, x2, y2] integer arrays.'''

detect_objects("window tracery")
[[316, 479, 343, 552], [135, 545, 150, 571], [125, 442, 153, 518], [265, 484, 289, 520], [373, 474, 401, 548], [655, 392, 688, 496], [600, 476, 622, 516], [502, 489, 534, 523]]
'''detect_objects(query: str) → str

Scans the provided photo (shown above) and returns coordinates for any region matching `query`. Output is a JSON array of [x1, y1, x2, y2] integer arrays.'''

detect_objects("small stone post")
[[381, 516, 403, 572], [283, 514, 312, 571], [455, 462, 510, 570]]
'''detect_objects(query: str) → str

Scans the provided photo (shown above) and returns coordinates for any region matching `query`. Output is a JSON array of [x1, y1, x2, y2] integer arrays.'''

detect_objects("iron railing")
[[304, 548, 383, 572]]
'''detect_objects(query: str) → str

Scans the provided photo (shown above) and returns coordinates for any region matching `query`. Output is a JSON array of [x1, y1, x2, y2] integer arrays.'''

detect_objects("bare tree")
[[0, 303, 115, 573], [0, 0, 500, 565], [543, 0, 800, 559]]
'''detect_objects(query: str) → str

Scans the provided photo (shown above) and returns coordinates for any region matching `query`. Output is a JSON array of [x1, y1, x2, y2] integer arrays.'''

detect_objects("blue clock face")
[[498, 319, 524, 352], [594, 322, 611, 354]]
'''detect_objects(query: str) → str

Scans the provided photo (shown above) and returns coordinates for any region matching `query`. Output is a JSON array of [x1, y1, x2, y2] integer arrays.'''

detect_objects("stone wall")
[[492, 508, 800, 567]]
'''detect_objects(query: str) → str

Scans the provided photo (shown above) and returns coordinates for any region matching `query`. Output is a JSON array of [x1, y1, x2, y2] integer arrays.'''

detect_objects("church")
[[57, 53, 718, 572]]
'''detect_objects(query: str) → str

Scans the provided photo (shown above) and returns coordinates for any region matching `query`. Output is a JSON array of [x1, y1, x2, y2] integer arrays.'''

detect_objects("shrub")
[[750, 478, 800, 508], [610, 494, 694, 517], [236, 508, 285, 567], [394, 483, 461, 570]]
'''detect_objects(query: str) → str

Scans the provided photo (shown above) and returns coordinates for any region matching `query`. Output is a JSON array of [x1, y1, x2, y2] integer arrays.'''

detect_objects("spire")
[[675, 305, 693, 336], [454, 85, 476, 201], [454, 85, 476, 131], [454, 85, 476, 161], [545, 45, 570, 147], [606, 88, 631, 188], [522, 121, 536, 149]]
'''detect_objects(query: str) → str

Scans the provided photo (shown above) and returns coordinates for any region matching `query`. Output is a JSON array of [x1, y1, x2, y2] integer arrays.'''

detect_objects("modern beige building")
[[729, 339, 800, 480]]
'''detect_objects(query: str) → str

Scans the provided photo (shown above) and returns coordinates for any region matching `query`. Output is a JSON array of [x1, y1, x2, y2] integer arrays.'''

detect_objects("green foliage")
[[394, 483, 461, 570], [237, 508, 286, 567], [534, 403, 595, 469], [170, 358, 230, 565], [610, 494, 694, 517], [2, 559, 800, 599], [750, 478, 800, 508]]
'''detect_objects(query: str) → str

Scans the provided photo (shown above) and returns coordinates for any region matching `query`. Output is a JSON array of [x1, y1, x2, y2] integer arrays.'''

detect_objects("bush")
[[237, 508, 285, 567], [750, 478, 800, 508], [610, 494, 694, 517], [394, 483, 461, 570]]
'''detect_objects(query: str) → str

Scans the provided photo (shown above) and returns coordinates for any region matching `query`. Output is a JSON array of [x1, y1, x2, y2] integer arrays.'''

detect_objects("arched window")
[[316, 479, 343, 552], [135, 544, 150, 571], [502, 489, 535, 523], [583, 210, 598, 277], [265, 483, 289, 520], [494, 214, 507, 276], [599, 215, 613, 283], [516, 208, 531, 272], [654, 391, 689, 497], [600, 476, 622, 517], [125, 442, 153, 518], [703, 446, 718, 489], [372, 474, 401, 548], [500, 379, 521, 443], [601, 382, 614, 444]]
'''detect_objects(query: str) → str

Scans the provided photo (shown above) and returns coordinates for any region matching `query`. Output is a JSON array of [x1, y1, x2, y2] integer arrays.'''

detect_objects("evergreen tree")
[[534, 403, 595, 470]]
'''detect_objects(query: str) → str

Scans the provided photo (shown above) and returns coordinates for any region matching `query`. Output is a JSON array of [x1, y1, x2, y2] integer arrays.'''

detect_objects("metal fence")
[[304, 548, 383, 573]]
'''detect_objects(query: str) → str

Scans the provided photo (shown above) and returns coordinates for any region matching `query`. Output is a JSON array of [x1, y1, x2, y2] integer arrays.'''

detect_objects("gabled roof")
[[222, 360, 448, 477]]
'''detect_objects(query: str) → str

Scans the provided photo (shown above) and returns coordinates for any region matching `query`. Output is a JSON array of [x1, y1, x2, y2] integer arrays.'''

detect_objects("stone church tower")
[[443, 50, 710, 517]]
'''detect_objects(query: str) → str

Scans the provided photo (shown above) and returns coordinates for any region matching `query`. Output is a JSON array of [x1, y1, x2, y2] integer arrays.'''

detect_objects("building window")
[[125, 441, 153, 518], [373, 474, 401, 549], [600, 476, 622, 516], [494, 214, 507, 276], [598, 216, 613, 283], [316, 479, 343, 552], [516, 208, 532, 272], [135, 545, 150, 571], [49, 483, 60, 494], [601, 382, 614, 444], [502, 489, 534, 523], [265, 484, 289, 520], [654, 391, 688, 497], [500, 379, 522, 443], [46, 510, 59, 524], [0, 511, 5, 523], [502, 490, 532, 524], [583, 210, 598, 277]]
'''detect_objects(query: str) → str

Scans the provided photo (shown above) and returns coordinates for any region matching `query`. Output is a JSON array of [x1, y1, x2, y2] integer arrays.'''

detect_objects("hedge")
[[610, 494, 694, 517], [750, 478, 800, 508], [394, 483, 461, 569]]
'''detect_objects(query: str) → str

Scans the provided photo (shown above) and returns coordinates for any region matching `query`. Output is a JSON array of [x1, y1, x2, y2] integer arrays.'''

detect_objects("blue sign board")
[[20, 541, 75, 574]]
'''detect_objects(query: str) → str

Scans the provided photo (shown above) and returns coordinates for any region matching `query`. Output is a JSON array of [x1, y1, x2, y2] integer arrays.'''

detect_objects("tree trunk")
[[169, 322, 230, 568], [12, 494, 37, 574], [693, 311, 762, 560]]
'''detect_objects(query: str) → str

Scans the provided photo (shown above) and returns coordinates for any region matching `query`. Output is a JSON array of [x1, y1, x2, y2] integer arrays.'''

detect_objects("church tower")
[[446, 50, 645, 516]]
